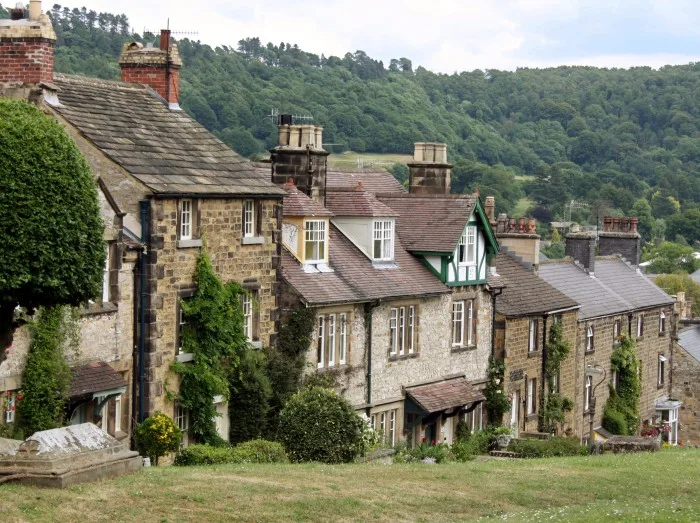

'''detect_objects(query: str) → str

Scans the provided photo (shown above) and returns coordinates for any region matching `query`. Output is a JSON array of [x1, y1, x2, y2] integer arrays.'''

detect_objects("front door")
[[510, 391, 519, 437]]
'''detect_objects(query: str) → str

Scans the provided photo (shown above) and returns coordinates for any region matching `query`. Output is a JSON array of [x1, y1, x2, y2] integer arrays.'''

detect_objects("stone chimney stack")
[[493, 199, 541, 268], [119, 29, 182, 109], [0, 0, 57, 93], [565, 231, 597, 275], [598, 216, 641, 266], [408, 142, 452, 195], [270, 114, 329, 205], [484, 196, 496, 225]]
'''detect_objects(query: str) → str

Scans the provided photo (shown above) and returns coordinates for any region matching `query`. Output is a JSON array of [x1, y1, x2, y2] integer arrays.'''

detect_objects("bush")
[[278, 386, 365, 463], [508, 437, 587, 458], [231, 439, 288, 463], [394, 441, 454, 463], [134, 412, 182, 465], [451, 427, 503, 461], [602, 407, 629, 435], [174, 440, 288, 466], [228, 349, 272, 444]]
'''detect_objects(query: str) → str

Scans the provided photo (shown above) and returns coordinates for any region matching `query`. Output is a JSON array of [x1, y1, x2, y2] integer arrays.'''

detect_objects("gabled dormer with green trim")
[[377, 194, 499, 287]]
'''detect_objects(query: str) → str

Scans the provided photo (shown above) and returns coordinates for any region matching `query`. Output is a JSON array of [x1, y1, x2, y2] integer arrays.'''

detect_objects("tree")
[[228, 349, 272, 444], [651, 190, 681, 219], [643, 242, 700, 274], [631, 198, 655, 241], [0, 100, 104, 346], [666, 209, 700, 246], [654, 273, 700, 316]]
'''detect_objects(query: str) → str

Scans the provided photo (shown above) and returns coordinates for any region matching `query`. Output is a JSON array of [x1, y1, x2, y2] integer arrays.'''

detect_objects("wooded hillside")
[[2, 4, 698, 243]]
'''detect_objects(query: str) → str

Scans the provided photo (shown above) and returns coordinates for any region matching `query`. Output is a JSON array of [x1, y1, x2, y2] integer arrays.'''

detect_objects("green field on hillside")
[[1, 449, 697, 522], [326, 151, 412, 169]]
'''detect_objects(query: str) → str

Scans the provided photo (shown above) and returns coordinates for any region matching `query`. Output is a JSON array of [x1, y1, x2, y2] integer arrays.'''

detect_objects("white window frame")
[[304, 220, 326, 263], [4, 391, 16, 424], [328, 314, 336, 367], [470, 402, 483, 433], [408, 306, 415, 353], [637, 315, 644, 338], [370, 414, 376, 431], [528, 319, 537, 352], [459, 226, 477, 266], [527, 378, 535, 415], [398, 307, 406, 355], [466, 300, 474, 346], [389, 410, 396, 446], [242, 293, 253, 341], [551, 371, 559, 394], [379, 412, 386, 436], [180, 199, 192, 240], [658, 354, 666, 386], [339, 313, 347, 365], [243, 199, 255, 238], [102, 243, 110, 303], [100, 400, 109, 432], [611, 369, 618, 391], [114, 394, 122, 433], [659, 312, 666, 334], [586, 325, 594, 352], [178, 302, 187, 355], [373, 220, 394, 261], [317, 315, 325, 368], [613, 319, 620, 340], [390, 308, 398, 355], [452, 301, 464, 346], [584, 375, 592, 411], [175, 404, 189, 432]]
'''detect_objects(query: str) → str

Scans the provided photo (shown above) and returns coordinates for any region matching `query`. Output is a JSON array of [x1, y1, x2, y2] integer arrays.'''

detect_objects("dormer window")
[[304, 220, 326, 263], [459, 226, 476, 265], [373, 220, 394, 261]]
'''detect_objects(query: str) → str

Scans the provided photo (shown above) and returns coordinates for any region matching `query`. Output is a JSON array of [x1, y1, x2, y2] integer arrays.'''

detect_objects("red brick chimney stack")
[[0, 0, 57, 89], [118, 29, 182, 109]]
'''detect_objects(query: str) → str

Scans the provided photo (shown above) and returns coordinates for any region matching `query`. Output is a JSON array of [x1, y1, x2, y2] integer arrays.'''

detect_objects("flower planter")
[[496, 434, 513, 450]]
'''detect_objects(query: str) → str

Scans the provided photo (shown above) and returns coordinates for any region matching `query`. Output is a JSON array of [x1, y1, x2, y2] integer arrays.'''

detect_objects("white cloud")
[[47, 0, 700, 72]]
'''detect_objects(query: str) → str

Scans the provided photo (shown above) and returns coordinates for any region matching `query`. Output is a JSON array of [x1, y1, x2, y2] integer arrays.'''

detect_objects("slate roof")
[[538, 258, 674, 320], [51, 74, 285, 200], [281, 224, 449, 305], [283, 185, 333, 217], [678, 326, 700, 363], [326, 188, 398, 217], [692, 268, 700, 285], [70, 362, 127, 398], [494, 250, 578, 317], [377, 194, 479, 253], [406, 378, 485, 414], [326, 169, 406, 193]]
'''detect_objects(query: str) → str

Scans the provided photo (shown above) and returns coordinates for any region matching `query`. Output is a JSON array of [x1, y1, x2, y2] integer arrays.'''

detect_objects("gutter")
[[490, 287, 504, 357], [364, 300, 380, 417], [540, 314, 548, 432], [138, 200, 149, 423]]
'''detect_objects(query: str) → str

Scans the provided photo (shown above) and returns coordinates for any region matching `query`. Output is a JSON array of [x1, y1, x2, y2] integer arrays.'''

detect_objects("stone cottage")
[[539, 221, 678, 444], [674, 325, 700, 446], [0, 4, 285, 444]]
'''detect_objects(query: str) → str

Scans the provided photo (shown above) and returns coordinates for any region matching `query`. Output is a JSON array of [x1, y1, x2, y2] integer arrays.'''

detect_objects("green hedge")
[[602, 407, 629, 435], [174, 439, 288, 466], [508, 437, 587, 458]]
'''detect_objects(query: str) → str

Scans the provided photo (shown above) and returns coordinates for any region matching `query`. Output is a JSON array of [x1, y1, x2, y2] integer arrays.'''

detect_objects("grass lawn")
[[0, 449, 698, 522], [512, 197, 534, 217]]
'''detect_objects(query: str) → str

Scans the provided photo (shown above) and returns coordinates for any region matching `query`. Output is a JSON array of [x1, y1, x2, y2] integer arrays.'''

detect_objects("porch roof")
[[405, 378, 484, 414], [70, 362, 126, 399]]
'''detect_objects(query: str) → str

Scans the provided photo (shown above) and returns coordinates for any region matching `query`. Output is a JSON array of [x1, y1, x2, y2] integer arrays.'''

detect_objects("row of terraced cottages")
[[0, 4, 682, 448]]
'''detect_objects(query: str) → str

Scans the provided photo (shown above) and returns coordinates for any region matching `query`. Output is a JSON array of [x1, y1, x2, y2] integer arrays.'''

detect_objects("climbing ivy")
[[603, 335, 641, 435], [171, 249, 247, 445], [485, 356, 510, 425], [17, 306, 76, 436], [540, 321, 573, 433]]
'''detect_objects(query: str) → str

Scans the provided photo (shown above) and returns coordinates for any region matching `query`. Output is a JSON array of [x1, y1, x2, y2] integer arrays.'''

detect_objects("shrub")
[[134, 412, 182, 465], [174, 444, 236, 466], [278, 386, 365, 463], [228, 349, 272, 444], [454, 419, 471, 443], [602, 407, 629, 435], [174, 440, 288, 466], [230, 439, 288, 463], [508, 437, 587, 458], [394, 440, 454, 463]]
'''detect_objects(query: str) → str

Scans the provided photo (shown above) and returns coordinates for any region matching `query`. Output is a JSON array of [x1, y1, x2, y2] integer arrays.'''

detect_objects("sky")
[[63, 0, 700, 73]]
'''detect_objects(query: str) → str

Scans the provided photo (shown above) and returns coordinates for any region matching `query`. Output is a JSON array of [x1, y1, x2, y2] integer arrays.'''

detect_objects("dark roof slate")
[[538, 258, 674, 320], [283, 185, 333, 217], [378, 194, 478, 253], [52, 74, 284, 198], [326, 169, 406, 193], [70, 362, 127, 398], [678, 326, 700, 363], [326, 189, 398, 217], [281, 224, 448, 305], [406, 378, 485, 413], [494, 251, 578, 317]]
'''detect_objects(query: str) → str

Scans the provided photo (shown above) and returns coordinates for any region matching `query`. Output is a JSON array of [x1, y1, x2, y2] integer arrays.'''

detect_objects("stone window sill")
[[527, 350, 540, 358], [248, 340, 263, 349], [317, 364, 349, 373], [80, 302, 118, 317], [636, 336, 644, 341], [177, 239, 203, 249], [451, 345, 476, 354], [658, 332, 666, 337], [526, 413, 538, 421], [175, 352, 194, 363], [388, 352, 419, 362], [585, 349, 595, 355], [242, 236, 265, 246]]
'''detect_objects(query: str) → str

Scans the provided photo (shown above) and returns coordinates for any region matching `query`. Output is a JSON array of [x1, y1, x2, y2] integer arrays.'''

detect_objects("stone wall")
[[143, 197, 282, 420], [501, 310, 578, 435], [572, 306, 674, 441], [672, 343, 700, 446]]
